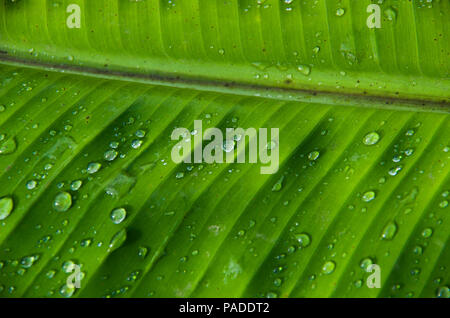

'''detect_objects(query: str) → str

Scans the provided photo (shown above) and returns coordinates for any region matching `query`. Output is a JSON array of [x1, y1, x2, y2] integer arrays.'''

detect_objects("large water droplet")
[[362, 190, 376, 202], [0, 197, 14, 220], [381, 221, 397, 240], [110, 208, 127, 224], [59, 284, 75, 298], [87, 162, 102, 174], [108, 228, 127, 252], [0, 138, 17, 155], [308, 151, 320, 161], [322, 260, 336, 274], [53, 192, 72, 212], [363, 132, 380, 146], [295, 233, 311, 248]]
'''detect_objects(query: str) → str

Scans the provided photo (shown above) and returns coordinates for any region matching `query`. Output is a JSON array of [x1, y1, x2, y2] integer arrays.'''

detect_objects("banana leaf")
[[0, 0, 448, 298]]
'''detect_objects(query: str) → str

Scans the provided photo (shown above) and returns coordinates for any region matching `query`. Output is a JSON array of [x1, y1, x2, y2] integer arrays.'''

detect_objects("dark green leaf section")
[[0, 0, 448, 102], [0, 64, 448, 298]]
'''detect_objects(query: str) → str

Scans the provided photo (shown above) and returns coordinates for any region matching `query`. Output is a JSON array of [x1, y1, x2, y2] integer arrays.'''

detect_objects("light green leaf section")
[[0, 0, 449, 298]]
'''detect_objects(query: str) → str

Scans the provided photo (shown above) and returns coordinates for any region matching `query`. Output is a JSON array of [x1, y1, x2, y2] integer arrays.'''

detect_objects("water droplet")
[[422, 228, 433, 238], [26, 180, 37, 190], [295, 233, 311, 248], [108, 228, 127, 252], [272, 176, 285, 192], [308, 151, 320, 161], [53, 192, 72, 212], [336, 8, 345, 16], [439, 200, 448, 208], [20, 255, 39, 268], [363, 132, 380, 145], [384, 7, 397, 21], [381, 221, 397, 240], [322, 260, 336, 274], [437, 286, 449, 298], [360, 257, 373, 271], [135, 130, 146, 138], [0, 197, 14, 220], [62, 260, 76, 273], [362, 190, 376, 202], [222, 140, 235, 153], [87, 162, 101, 174], [104, 149, 118, 161], [297, 64, 311, 76], [138, 246, 148, 259], [0, 138, 17, 155], [131, 139, 143, 149], [176, 172, 184, 179], [70, 180, 82, 191], [59, 284, 75, 298], [110, 208, 127, 224]]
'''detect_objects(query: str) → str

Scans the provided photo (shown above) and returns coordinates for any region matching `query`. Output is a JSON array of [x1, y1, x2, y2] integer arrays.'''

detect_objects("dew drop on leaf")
[[363, 132, 380, 146], [104, 149, 118, 161], [421, 228, 433, 238], [87, 162, 102, 174], [0, 137, 17, 155], [108, 228, 127, 252], [381, 221, 397, 240], [110, 207, 127, 224], [362, 190, 376, 202], [322, 260, 336, 274], [295, 233, 311, 248], [0, 197, 14, 220], [53, 192, 72, 212]]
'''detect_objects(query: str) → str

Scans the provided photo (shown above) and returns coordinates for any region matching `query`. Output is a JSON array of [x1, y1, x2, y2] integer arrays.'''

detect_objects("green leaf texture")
[[0, 0, 448, 298]]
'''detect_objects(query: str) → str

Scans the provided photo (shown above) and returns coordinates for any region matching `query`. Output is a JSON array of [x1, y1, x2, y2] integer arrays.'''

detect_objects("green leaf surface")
[[0, 0, 448, 298]]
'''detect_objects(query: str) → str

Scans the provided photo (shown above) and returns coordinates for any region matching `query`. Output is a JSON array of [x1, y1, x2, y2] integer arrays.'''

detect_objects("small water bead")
[[363, 132, 380, 146], [80, 238, 92, 247], [59, 284, 75, 298], [273, 278, 282, 287], [110, 208, 127, 224], [439, 200, 448, 208], [295, 233, 311, 248], [422, 228, 433, 238], [381, 221, 397, 240], [436, 286, 449, 298], [308, 151, 320, 161], [222, 140, 235, 153], [53, 192, 72, 212], [0, 197, 14, 220], [87, 162, 101, 174], [104, 149, 118, 161], [271, 176, 284, 192], [131, 139, 143, 149], [20, 255, 39, 268], [176, 172, 184, 179], [62, 260, 76, 273], [413, 245, 423, 255], [297, 64, 311, 76], [108, 228, 127, 252], [336, 8, 345, 16], [384, 7, 397, 21], [135, 130, 146, 138], [405, 129, 415, 136], [322, 261, 336, 274], [388, 166, 403, 176], [70, 180, 82, 191], [26, 180, 37, 190], [46, 270, 56, 279], [110, 141, 119, 149], [360, 258, 374, 271], [362, 190, 376, 202], [0, 138, 17, 155], [138, 246, 148, 259]]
